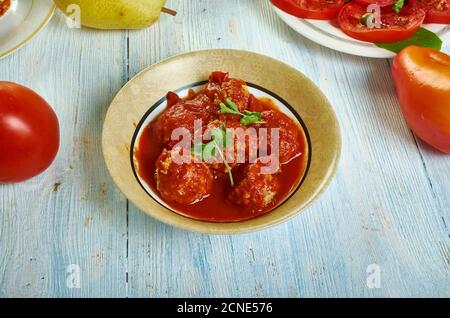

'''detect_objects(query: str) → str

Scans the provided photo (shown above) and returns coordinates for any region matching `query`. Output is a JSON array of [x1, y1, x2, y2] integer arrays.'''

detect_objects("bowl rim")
[[102, 48, 342, 234]]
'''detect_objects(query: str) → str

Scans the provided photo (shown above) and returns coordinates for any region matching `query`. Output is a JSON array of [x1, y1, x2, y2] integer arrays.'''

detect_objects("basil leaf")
[[376, 28, 442, 54]]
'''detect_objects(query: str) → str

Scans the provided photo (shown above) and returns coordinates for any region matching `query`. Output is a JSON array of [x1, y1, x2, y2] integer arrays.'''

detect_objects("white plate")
[[273, 6, 450, 58], [0, 0, 55, 60]]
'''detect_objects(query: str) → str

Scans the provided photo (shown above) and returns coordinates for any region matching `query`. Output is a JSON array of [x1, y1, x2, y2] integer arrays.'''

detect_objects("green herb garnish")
[[360, 13, 374, 27], [192, 125, 234, 186], [392, 0, 405, 14], [220, 98, 266, 126]]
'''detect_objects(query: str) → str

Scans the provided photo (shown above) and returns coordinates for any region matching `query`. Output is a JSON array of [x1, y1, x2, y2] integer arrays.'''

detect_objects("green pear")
[[54, 0, 168, 30]]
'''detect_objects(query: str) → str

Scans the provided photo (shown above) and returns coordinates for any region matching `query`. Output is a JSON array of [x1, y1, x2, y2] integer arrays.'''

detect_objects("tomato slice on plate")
[[338, 3, 426, 43], [410, 0, 450, 24], [270, 0, 344, 20], [354, 0, 396, 7]]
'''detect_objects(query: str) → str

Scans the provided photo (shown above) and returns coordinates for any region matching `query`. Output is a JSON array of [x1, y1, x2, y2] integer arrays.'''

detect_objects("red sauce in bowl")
[[134, 72, 309, 222]]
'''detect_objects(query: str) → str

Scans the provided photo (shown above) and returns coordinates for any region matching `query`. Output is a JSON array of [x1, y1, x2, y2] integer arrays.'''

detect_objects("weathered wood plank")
[[0, 13, 128, 297]]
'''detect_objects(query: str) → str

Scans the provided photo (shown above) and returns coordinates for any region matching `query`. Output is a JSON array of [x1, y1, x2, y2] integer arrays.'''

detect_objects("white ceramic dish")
[[273, 6, 450, 58], [0, 0, 55, 60]]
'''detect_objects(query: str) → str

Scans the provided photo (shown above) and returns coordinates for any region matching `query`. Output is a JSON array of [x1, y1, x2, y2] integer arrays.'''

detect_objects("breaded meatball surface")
[[205, 71, 251, 122], [260, 110, 302, 164], [155, 93, 218, 145], [229, 158, 281, 209], [155, 149, 213, 205]]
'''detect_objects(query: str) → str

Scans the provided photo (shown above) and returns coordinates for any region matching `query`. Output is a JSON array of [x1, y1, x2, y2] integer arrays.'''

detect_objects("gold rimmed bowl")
[[102, 49, 341, 234]]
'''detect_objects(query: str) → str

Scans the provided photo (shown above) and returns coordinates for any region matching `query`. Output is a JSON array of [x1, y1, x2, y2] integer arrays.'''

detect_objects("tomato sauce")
[[134, 75, 309, 223], [0, 0, 11, 17]]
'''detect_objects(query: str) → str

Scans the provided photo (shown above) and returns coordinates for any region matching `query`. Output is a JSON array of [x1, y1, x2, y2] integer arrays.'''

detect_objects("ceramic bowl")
[[102, 49, 341, 234]]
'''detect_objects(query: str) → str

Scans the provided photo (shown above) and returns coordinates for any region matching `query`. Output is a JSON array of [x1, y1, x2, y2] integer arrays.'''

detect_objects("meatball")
[[155, 103, 197, 145], [155, 93, 218, 145], [155, 149, 213, 205], [204, 120, 259, 173], [205, 71, 250, 116], [183, 93, 218, 121], [259, 110, 302, 164], [229, 158, 281, 209]]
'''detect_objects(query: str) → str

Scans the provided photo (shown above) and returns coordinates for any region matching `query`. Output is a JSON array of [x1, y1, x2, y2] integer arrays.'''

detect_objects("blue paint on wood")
[[0, 0, 449, 298]]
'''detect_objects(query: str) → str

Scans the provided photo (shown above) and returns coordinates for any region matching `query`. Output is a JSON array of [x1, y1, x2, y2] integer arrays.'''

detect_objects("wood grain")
[[0, 13, 128, 297], [1, 0, 449, 297]]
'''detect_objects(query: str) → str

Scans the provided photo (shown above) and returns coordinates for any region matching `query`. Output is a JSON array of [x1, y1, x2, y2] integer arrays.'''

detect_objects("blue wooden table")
[[1, 0, 449, 298]]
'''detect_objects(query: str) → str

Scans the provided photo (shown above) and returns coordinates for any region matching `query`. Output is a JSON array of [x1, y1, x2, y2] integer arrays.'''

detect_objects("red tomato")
[[354, 0, 396, 7], [392, 46, 450, 154], [338, 3, 425, 43], [0, 82, 60, 183], [410, 0, 450, 24], [270, 0, 344, 20]]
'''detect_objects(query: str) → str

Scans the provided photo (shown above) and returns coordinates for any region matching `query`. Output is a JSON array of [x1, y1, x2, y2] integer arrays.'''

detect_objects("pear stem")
[[162, 7, 177, 16]]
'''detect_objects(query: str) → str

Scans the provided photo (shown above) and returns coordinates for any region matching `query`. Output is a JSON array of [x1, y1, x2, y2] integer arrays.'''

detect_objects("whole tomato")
[[392, 46, 450, 154], [270, 0, 344, 20], [0, 82, 60, 183]]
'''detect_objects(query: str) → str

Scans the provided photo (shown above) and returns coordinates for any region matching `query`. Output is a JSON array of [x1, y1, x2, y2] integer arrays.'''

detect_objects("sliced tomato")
[[338, 3, 426, 43], [354, 0, 396, 7], [410, 0, 450, 24], [270, 0, 344, 20]]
